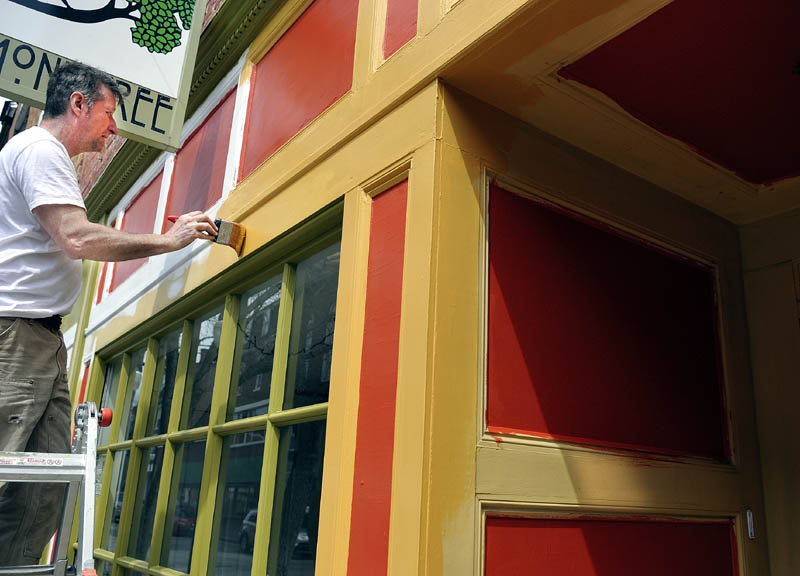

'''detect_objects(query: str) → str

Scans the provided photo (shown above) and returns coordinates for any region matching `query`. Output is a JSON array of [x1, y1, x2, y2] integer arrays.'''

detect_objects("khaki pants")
[[0, 317, 71, 565]]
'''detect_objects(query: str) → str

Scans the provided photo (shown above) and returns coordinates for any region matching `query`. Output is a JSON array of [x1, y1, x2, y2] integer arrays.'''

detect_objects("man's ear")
[[69, 92, 87, 115]]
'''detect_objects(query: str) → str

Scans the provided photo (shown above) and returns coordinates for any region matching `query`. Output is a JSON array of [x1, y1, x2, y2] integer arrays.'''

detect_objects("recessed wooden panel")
[[163, 90, 236, 230], [240, 0, 359, 179], [485, 516, 737, 575], [559, 1, 800, 185], [487, 183, 727, 459], [348, 181, 408, 576], [384, 0, 418, 59], [110, 173, 163, 292]]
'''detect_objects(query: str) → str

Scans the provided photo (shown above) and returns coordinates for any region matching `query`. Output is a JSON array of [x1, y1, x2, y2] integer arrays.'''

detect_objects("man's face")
[[81, 85, 118, 153]]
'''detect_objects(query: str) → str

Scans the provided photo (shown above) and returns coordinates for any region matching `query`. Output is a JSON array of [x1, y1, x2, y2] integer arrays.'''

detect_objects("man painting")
[[0, 61, 217, 565]]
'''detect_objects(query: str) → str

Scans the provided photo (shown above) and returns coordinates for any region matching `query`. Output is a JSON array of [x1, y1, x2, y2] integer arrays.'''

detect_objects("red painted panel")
[[163, 90, 236, 231], [559, 0, 800, 185], [348, 181, 408, 576], [78, 361, 91, 403], [96, 262, 108, 304], [384, 0, 417, 58], [487, 183, 727, 459], [485, 516, 737, 576], [240, 0, 359, 179], [110, 172, 163, 292]]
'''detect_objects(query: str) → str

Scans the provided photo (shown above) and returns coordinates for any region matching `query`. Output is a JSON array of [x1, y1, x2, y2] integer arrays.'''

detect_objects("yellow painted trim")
[[265, 420, 291, 576], [189, 293, 239, 576], [280, 264, 301, 412], [104, 440, 134, 452], [268, 402, 327, 426], [68, 258, 99, 404], [251, 263, 295, 576], [247, 0, 313, 64], [116, 338, 159, 561], [419, 95, 483, 576], [148, 564, 187, 576], [116, 555, 150, 571], [86, 355, 106, 405], [168, 322, 193, 435], [94, 450, 114, 550], [109, 353, 132, 448], [315, 187, 371, 575], [353, 0, 378, 88], [211, 414, 270, 436], [388, 140, 436, 576], [136, 434, 168, 448], [418, 0, 442, 36]]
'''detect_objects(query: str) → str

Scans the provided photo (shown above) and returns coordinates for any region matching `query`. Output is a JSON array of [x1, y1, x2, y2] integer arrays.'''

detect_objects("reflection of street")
[[214, 537, 253, 574], [162, 534, 194, 572]]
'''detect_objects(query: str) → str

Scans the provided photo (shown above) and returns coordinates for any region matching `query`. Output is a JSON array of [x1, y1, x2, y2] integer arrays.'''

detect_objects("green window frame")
[[86, 215, 341, 576]]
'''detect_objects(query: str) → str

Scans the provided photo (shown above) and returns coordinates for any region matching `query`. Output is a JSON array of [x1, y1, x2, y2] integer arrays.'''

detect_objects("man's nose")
[[109, 117, 118, 135]]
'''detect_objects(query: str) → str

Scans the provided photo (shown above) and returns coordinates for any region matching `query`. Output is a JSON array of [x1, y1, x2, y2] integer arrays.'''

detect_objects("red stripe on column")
[[347, 181, 409, 576], [77, 361, 91, 403]]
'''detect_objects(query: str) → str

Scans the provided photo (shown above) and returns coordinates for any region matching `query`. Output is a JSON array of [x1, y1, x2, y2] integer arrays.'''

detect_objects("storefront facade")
[[58, 1, 798, 575]]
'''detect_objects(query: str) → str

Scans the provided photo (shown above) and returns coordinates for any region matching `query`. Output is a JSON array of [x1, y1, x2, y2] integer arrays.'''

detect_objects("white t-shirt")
[[0, 126, 85, 318]]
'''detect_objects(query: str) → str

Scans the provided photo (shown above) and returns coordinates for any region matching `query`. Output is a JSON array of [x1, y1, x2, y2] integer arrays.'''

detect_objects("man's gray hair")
[[43, 62, 122, 119]]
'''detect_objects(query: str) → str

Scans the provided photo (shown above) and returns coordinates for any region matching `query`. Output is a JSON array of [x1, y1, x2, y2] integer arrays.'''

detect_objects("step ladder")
[[0, 402, 112, 576]]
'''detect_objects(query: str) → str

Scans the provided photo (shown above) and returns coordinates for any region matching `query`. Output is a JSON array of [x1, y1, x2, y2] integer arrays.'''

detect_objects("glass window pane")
[[121, 347, 147, 441], [284, 243, 340, 410], [212, 431, 265, 574], [99, 561, 111, 576], [184, 309, 224, 429], [129, 445, 165, 561], [229, 276, 281, 421], [266, 420, 326, 576], [101, 449, 130, 552], [161, 439, 206, 573], [148, 329, 182, 436], [98, 358, 122, 447]]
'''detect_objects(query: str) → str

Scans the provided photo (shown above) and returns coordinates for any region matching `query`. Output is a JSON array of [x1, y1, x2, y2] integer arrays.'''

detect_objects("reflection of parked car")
[[292, 527, 311, 559], [173, 506, 196, 536], [239, 509, 257, 552]]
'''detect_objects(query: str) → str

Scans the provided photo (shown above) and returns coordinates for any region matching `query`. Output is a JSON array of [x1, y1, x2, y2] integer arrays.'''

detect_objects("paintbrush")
[[167, 215, 246, 255]]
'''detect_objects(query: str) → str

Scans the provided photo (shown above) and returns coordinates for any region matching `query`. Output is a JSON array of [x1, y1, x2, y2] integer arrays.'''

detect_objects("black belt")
[[31, 315, 63, 332]]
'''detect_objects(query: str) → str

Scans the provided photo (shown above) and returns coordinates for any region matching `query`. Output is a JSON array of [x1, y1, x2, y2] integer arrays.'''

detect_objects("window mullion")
[[94, 447, 115, 551], [149, 320, 193, 568], [168, 320, 194, 434], [116, 337, 160, 564], [108, 353, 132, 448], [86, 356, 107, 406], [252, 262, 296, 576], [189, 293, 240, 576]]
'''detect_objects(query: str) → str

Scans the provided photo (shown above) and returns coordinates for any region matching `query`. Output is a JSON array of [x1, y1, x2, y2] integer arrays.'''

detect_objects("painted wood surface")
[[487, 182, 727, 459], [240, 0, 359, 179], [560, 0, 800, 185], [347, 181, 408, 576], [110, 172, 163, 292], [384, 0, 418, 58], [163, 89, 237, 230], [485, 516, 737, 575]]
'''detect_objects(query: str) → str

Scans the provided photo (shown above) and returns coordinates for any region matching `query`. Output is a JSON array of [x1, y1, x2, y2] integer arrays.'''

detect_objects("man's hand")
[[163, 212, 218, 251], [33, 204, 218, 262]]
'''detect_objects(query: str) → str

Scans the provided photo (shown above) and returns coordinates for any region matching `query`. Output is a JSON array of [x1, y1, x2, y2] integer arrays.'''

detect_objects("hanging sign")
[[0, 0, 208, 150]]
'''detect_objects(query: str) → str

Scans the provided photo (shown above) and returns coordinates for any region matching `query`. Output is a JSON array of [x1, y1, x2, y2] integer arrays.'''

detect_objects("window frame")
[[87, 207, 343, 576]]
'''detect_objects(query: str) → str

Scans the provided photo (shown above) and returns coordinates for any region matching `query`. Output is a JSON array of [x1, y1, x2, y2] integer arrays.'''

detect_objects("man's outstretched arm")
[[33, 204, 218, 262]]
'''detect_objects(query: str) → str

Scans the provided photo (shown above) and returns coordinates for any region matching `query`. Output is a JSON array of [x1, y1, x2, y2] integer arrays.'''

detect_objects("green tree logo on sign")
[[8, 0, 196, 54]]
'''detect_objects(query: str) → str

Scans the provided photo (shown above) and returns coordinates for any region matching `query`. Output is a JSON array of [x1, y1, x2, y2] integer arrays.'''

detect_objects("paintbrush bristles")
[[214, 218, 246, 255]]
